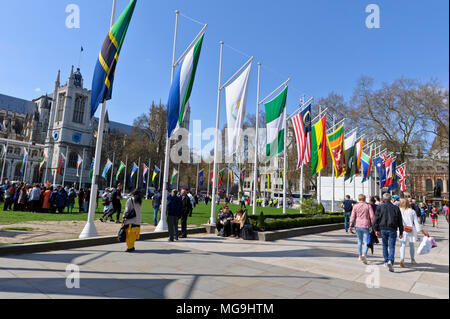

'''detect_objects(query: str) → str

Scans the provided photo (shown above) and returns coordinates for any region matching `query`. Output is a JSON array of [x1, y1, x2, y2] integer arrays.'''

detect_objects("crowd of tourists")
[[343, 192, 449, 273], [0, 179, 96, 214]]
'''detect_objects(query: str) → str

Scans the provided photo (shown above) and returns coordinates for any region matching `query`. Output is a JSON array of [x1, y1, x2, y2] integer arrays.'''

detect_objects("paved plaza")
[[0, 218, 447, 299]]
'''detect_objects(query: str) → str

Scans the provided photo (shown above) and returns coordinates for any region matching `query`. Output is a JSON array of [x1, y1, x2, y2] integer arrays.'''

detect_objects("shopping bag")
[[428, 236, 437, 248], [417, 236, 432, 255]]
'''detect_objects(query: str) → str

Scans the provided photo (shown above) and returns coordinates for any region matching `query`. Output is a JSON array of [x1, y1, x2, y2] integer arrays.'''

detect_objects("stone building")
[[0, 66, 131, 186]]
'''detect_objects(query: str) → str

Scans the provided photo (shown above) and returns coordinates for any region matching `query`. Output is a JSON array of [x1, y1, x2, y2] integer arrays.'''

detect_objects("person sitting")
[[231, 209, 247, 238], [216, 205, 234, 237]]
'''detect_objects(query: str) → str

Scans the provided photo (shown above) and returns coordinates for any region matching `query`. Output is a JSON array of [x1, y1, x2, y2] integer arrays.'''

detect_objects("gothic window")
[[14, 148, 20, 155], [73, 96, 85, 124], [425, 179, 433, 192], [56, 93, 65, 122], [68, 152, 78, 168], [32, 166, 40, 183], [437, 179, 444, 192]]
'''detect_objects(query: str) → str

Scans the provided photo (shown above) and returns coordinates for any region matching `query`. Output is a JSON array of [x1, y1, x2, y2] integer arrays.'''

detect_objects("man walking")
[[152, 190, 162, 226], [374, 193, 404, 272], [167, 189, 182, 242], [180, 189, 192, 238], [112, 184, 123, 224], [341, 195, 356, 233]]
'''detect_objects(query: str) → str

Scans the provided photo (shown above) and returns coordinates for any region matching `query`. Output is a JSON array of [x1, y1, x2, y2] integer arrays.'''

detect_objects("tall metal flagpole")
[[137, 157, 141, 190], [332, 116, 335, 211], [1, 141, 8, 182], [123, 155, 128, 192], [110, 152, 115, 188], [80, 0, 117, 238], [210, 41, 224, 225], [79, 148, 85, 190], [252, 63, 261, 216], [177, 162, 180, 190], [157, 10, 180, 232], [62, 145, 69, 187], [196, 163, 199, 194], [207, 162, 210, 197], [317, 105, 322, 205], [146, 159, 151, 199], [53, 149, 59, 185], [283, 113, 287, 215], [158, 159, 162, 191]]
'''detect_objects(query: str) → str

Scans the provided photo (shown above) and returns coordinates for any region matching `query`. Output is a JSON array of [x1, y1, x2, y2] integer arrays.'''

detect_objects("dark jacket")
[[167, 195, 182, 217], [374, 202, 404, 235], [152, 193, 162, 208], [181, 195, 192, 216]]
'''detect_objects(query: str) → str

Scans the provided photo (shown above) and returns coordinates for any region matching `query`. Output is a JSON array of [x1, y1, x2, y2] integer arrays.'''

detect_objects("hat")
[[392, 195, 400, 200]]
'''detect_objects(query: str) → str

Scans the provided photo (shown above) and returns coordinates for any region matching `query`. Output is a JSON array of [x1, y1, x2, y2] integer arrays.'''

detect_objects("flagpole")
[[1, 141, 8, 182], [317, 105, 322, 205], [283, 115, 287, 215], [207, 162, 210, 197], [79, 149, 85, 190], [146, 159, 151, 199], [177, 162, 180, 190], [157, 10, 180, 232], [110, 152, 115, 189], [196, 163, 199, 194], [137, 157, 141, 190], [123, 155, 128, 192], [53, 149, 59, 185], [252, 63, 261, 216], [159, 159, 162, 191], [332, 116, 335, 211], [210, 41, 224, 225], [62, 146, 69, 187]]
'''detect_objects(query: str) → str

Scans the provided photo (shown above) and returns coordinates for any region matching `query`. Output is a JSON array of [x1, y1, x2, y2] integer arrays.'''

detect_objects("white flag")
[[225, 64, 251, 157]]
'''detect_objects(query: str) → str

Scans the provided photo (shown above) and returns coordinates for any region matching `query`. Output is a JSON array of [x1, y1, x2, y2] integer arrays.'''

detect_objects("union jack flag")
[[396, 164, 407, 192]]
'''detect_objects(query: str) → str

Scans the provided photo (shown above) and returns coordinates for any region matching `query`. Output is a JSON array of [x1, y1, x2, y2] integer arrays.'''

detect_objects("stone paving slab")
[[0, 217, 447, 299]]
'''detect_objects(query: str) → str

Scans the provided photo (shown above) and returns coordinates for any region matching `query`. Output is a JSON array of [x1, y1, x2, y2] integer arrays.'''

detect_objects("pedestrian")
[[431, 206, 439, 227], [42, 186, 52, 213], [444, 201, 449, 223], [167, 189, 182, 242], [419, 203, 427, 225], [122, 190, 142, 253], [100, 188, 114, 222], [3, 182, 14, 211], [78, 188, 85, 213], [341, 195, 356, 233], [398, 199, 428, 268], [30, 184, 41, 213], [56, 186, 67, 214], [409, 198, 421, 219], [66, 188, 76, 213], [180, 189, 192, 238], [112, 184, 123, 224], [152, 189, 162, 226], [374, 193, 404, 272], [349, 194, 375, 265], [240, 195, 246, 209], [204, 195, 210, 206], [84, 188, 90, 212]]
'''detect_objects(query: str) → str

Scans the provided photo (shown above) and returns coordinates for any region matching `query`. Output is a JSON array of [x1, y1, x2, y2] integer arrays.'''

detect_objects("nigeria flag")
[[264, 87, 288, 161]]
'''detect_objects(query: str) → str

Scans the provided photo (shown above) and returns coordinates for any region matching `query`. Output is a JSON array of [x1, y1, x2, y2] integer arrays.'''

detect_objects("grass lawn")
[[0, 200, 301, 226]]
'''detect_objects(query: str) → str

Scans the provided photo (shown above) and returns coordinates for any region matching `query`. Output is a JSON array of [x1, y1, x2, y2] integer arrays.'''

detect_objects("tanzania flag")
[[311, 114, 327, 177], [89, 160, 95, 180], [90, 0, 137, 117], [326, 123, 346, 178], [116, 161, 126, 181], [39, 153, 47, 176]]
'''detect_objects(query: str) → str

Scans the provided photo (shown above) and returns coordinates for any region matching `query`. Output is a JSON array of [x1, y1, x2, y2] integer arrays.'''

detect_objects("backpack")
[[241, 224, 256, 240]]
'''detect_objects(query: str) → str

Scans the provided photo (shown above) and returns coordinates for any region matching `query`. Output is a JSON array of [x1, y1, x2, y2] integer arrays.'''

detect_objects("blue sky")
[[1, 0, 448, 130]]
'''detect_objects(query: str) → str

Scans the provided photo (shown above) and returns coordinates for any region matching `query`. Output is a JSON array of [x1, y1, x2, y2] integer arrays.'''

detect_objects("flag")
[[56, 153, 66, 176], [152, 166, 160, 185], [265, 87, 288, 161], [266, 173, 271, 189], [199, 169, 204, 187], [311, 114, 327, 177], [396, 164, 407, 192], [76, 154, 83, 177], [326, 123, 346, 178], [240, 169, 245, 190], [291, 104, 312, 169], [20, 148, 28, 174], [218, 169, 225, 188], [167, 34, 205, 139], [90, 0, 137, 117], [384, 156, 394, 187], [1, 144, 6, 158], [355, 138, 365, 175], [89, 160, 95, 180], [170, 168, 178, 185], [344, 131, 357, 181], [225, 64, 251, 157], [282, 170, 284, 187], [387, 158, 398, 191], [39, 153, 47, 176], [229, 169, 233, 184], [142, 164, 148, 184], [116, 161, 126, 181], [373, 157, 386, 188], [210, 171, 214, 189], [361, 145, 374, 183], [102, 159, 113, 179], [130, 163, 138, 184]]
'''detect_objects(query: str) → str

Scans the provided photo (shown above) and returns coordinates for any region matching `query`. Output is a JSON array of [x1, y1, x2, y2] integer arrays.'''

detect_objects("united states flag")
[[291, 104, 312, 169], [396, 164, 407, 191]]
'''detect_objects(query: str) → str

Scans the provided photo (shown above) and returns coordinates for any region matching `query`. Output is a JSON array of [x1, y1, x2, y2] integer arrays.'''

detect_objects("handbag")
[[118, 224, 128, 242], [403, 225, 413, 233]]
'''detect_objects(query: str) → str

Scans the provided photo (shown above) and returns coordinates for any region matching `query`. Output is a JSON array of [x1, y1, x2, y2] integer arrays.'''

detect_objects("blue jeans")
[[344, 212, 351, 232], [355, 227, 370, 256], [153, 206, 160, 225], [400, 241, 415, 261], [381, 229, 397, 264]]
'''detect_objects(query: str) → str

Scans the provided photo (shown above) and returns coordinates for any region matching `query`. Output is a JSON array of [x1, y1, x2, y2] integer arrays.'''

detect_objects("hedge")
[[248, 211, 343, 221], [249, 216, 345, 232]]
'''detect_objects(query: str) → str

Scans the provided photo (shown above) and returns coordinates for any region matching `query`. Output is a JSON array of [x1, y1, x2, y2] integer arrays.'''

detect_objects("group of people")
[[0, 180, 94, 214], [344, 192, 448, 273], [216, 205, 248, 238], [99, 184, 123, 224]]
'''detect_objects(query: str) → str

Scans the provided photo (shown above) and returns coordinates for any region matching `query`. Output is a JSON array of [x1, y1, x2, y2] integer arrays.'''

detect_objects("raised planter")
[[0, 227, 207, 257], [256, 223, 344, 241]]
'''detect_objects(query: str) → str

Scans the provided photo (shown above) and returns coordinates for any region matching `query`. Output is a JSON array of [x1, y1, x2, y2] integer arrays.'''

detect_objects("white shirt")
[[399, 208, 422, 243]]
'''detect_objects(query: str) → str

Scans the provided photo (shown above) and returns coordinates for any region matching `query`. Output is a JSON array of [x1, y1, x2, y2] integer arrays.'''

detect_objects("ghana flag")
[[311, 114, 327, 177], [90, 0, 137, 118], [326, 123, 346, 178]]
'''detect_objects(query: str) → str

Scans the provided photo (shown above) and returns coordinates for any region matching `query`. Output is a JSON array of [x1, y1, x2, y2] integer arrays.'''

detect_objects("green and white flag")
[[264, 87, 288, 161], [225, 64, 251, 157], [170, 168, 178, 184], [344, 131, 357, 181], [116, 161, 126, 181]]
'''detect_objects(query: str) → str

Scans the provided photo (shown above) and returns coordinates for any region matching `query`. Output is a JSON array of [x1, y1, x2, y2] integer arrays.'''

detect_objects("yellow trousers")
[[125, 225, 141, 249]]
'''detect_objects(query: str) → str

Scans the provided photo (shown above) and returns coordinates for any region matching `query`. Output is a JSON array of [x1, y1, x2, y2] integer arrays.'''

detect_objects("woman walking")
[[122, 190, 142, 252], [349, 194, 375, 265], [431, 206, 439, 228], [399, 199, 428, 267]]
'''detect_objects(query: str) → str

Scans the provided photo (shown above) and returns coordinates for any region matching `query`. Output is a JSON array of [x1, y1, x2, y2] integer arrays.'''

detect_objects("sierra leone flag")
[[116, 161, 126, 181], [167, 34, 205, 139], [264, 87, 288, 161]]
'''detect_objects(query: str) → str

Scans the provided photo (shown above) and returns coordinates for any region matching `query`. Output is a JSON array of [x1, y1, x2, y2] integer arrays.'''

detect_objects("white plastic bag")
[[417, 236, 432, 255]]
